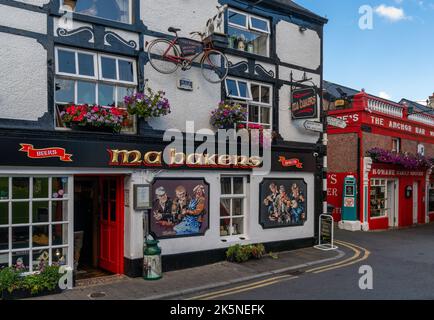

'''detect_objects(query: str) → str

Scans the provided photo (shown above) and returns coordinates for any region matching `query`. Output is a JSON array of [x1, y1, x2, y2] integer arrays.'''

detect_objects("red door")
[[99, 176, 124, 274]]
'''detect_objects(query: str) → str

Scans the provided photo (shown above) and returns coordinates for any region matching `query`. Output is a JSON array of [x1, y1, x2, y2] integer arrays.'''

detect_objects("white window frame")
[[54, 47, 137, 133], [228, 9, 249, 29], [370, 179, 388, 219], [55, 47, 98, 81], [0, 176, 74, 273], [98, 53, 137, 85], [219, 176, 248, 241], [225, 78, 252, 100], [225, 77, 273, 128], [249, 16, 271, 34], [392, 138, 400, 153], [227, 8, 271, 57], [60, 0, 133, 25]]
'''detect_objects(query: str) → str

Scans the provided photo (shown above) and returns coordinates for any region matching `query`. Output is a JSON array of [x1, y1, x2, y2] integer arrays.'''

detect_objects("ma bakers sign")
[[291, 88, 318, 119], [108, 148, 263, 168]]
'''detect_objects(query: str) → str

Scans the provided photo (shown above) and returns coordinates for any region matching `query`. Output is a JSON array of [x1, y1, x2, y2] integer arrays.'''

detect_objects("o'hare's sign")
[[315, 214, 338, 251]]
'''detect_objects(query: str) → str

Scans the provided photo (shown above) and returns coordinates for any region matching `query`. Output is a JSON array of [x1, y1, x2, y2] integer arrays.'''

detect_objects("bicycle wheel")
[[201, 50, 229, 83], [147, 39, 180, 74]]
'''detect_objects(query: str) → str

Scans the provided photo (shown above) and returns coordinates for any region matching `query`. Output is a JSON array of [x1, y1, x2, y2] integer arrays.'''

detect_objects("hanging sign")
[[304, 120, 324, 133], [291, 88, 318, 119]]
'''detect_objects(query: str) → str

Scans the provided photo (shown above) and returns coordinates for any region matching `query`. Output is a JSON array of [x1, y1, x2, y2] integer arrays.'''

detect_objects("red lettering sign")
[[19, 144, 73, 162], [278, 156, 303, 169]]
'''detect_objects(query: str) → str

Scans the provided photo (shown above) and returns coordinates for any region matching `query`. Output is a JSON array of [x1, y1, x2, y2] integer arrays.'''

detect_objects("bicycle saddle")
[[168, 27, 181, 33]]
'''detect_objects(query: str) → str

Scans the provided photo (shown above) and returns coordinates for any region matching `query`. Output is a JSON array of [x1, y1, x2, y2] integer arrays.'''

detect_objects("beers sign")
[[291, 88, 318, 119]]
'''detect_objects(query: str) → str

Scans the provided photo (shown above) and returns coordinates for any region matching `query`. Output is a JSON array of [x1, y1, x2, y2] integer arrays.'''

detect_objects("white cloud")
[[379, 91, 392, 100], [375, 4, 407, 21]]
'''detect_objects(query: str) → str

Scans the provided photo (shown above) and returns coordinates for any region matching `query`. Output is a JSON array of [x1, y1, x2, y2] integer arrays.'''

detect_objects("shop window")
[[55, 47, 137, 134], [227, 9, 270, 56], [0, 176, 71, 272], [225, 78, 273, 129], [392, 138, 400, 153], [61, 0, 132, 24], [220, 176, 247, 239], [429, 184, 434, 212], [370, 179, 388, 218]]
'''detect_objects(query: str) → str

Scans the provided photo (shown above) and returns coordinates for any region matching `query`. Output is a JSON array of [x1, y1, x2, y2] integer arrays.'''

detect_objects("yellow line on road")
[[186, 274, 294, 300], [201, 277, 298, 301], [306, 242, 361, 273], [186, 240, 371, 300], [311, 240, 370, 274]]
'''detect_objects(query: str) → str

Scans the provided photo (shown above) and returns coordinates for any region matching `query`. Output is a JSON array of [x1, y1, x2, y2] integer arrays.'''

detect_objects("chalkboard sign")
[[315, 214, 337, 251], [320, 215, 332, 245]]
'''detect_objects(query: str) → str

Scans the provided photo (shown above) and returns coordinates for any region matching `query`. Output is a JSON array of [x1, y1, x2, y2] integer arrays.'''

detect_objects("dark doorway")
[[74, 176, 124, 280]]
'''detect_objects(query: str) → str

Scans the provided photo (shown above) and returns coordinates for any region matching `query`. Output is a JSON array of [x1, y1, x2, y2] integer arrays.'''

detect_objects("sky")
[[296, 0, 434, 103]]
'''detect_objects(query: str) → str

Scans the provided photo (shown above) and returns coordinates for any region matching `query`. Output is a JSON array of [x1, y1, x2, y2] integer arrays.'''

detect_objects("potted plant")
[[0, 265, 64, 300], [124, 88, 171, 121], [210, 101, 247, 129], [61, 104, 127, 133], [228, 34, 238, 49]]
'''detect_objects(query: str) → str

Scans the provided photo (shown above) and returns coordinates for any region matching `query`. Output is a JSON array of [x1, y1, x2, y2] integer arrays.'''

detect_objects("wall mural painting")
[[150, 179, 209, 239], [260, 179, 307, 228]]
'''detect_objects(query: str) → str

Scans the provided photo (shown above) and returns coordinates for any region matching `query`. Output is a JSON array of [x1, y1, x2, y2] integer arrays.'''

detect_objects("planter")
[[70, 123, 118, 134], [1, 286, 63, 300], [204, 34, 229, 49]]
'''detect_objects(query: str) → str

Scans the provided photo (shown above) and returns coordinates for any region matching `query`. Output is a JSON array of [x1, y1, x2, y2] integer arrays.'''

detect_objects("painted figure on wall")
[[151, 180, 209, 238], [174, 185, 206, 235], [260, 179, 307, 228]]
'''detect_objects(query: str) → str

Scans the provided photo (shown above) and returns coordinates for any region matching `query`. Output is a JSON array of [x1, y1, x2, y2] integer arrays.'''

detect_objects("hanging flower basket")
[[61, 104, 127, 133], [367, 148, 433, 170], [210, 101, 247, 129], [124, 88, 171, 121]]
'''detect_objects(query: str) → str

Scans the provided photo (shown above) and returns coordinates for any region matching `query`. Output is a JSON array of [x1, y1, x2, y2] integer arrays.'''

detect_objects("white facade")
[[0, 0, 326, 276]]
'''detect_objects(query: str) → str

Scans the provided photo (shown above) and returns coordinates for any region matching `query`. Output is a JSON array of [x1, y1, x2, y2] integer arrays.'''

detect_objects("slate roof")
[[323, 80, 360, 100], [246, 0, 328, 24], [400, 98, 433, 114]]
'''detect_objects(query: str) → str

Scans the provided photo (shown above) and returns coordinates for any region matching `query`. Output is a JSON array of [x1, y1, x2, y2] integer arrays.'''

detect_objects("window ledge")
[[223, 47, 275, 65], [50, 10, 143, 34]]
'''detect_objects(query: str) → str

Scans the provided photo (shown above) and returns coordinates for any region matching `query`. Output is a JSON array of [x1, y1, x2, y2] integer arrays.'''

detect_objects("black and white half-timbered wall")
[[0, 0, 327, 282]]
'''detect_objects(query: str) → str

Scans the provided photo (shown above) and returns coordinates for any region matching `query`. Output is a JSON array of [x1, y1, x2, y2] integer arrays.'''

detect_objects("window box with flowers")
[[210, 101, 247, 129], [61, 104, 128, 133], [367, 148, 433, 170], [123, 88, 171, 121]]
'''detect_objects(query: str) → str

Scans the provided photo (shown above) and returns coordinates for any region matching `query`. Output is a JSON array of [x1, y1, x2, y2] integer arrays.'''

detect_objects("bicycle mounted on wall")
[[146, 6, 229, 83]]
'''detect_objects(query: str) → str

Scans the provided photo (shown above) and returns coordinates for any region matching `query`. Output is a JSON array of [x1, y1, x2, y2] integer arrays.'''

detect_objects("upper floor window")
[[392, 138, 400, 153], [227, 8, 270, 57], [62, 0, 132, 24], [54, 47, 137, 133], [225, 78, 272, 129]]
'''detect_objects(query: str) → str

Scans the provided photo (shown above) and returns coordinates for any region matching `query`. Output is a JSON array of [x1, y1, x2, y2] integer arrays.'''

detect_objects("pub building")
[[0, 0, 327, 285], [324, 81, 434, 231]]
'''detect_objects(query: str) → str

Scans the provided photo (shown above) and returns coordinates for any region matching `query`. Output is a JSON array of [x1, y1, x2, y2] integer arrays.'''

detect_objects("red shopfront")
[[367, 164, 426, 229], [326, 91, 434, 230]]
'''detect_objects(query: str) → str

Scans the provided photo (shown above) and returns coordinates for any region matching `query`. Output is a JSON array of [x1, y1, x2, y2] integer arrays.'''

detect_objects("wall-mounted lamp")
[[299, 26, 307, 32]]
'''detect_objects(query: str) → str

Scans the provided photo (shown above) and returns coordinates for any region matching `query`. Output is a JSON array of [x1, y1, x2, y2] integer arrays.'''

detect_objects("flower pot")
[[70, 123, 118, 134]]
